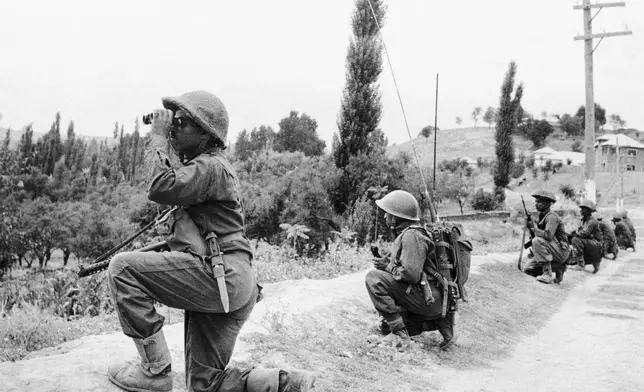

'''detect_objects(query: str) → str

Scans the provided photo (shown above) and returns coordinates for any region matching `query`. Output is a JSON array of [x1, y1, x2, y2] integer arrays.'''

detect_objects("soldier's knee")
[[107, 252, 135, 279], [365, 269, 387, 290]]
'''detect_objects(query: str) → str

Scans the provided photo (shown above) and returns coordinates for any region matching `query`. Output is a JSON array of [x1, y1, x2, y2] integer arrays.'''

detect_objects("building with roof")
[[595, 133, 644, 172]]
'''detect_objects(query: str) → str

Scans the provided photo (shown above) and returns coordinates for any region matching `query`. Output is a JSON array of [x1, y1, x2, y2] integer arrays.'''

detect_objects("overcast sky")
[[1, 0, 641, 147]]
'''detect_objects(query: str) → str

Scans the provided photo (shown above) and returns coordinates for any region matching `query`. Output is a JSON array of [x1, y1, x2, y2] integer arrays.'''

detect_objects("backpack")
[[402, 223, 473, 304]]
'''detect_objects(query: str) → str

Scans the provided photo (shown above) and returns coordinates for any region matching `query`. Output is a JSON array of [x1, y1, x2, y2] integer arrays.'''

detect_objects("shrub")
[[470, 189, 499, 212], [345, 195, 374, 246], [0, 302, 73, 358], [560, 184, 576, 201], [571, 140, 583, 153], [531, 167, 539, 179], [510, 163, 525, 179]]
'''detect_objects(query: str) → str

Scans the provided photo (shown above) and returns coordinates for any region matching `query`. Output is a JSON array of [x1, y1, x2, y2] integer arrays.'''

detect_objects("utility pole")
[[616, 135, 624, 210], [574, 1, 632, 203]]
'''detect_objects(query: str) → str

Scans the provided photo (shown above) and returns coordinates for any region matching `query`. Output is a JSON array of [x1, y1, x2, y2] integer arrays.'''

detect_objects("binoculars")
[[142, 113, 155, 125]]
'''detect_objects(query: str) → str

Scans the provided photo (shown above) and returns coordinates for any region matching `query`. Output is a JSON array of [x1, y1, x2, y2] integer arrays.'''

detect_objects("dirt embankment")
[[2, 214, 642, 392]]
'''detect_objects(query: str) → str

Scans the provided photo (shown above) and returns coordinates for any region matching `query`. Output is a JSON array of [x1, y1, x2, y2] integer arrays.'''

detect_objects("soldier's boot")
[[246, 368, 316, 392], [437, 312, 458, 350], [553, 264, 565, 284], [382, 319, 411, 351], [613, 247, 619, 260], [536, 263, 553, 284], [573, 251, 586, 270], [378, 318, 390, 335], [592, 263, 600, 274], [107, 330, 172, 392]]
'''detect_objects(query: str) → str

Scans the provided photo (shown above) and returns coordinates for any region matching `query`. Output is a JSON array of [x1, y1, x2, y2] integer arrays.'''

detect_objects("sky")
[[1, 0, 642, 148]]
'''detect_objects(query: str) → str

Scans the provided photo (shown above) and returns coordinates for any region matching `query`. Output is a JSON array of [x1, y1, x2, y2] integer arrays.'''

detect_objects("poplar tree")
[[334, 0, 386, 169], [333, 0, 387, 213], [494, 61, 523, 192]]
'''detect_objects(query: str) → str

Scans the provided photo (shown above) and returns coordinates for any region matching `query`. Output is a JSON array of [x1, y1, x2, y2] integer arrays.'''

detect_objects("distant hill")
[[386, 126, 587, 167], [1, 127, 116, 149]]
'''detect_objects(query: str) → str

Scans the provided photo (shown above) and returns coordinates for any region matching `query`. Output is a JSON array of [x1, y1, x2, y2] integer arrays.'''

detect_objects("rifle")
[[521, 195, 536, 249], [77, 206, 178, 277], [519, 195, 535, 268], [78, 241, 168, 277]]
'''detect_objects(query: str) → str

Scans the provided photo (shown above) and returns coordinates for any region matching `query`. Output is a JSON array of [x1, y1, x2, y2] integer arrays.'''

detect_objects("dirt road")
[[438, 222, 644, 392]]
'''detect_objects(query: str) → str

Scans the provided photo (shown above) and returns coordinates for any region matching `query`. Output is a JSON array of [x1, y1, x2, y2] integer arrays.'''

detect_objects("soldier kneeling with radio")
[[365, 190, 468, 351]]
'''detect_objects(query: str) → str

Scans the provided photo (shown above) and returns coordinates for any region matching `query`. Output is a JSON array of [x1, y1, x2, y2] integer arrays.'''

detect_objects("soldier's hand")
[[373, 257, 389, 271], [150, 109, 173, 138], [525, 219, 534, 230]]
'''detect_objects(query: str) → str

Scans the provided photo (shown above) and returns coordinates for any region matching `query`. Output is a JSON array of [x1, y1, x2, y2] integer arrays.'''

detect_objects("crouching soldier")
[[522, 190, 571, 284], [569, 200, 603, 273], [613, 213, 636, 251], [107, 91, 315, 392], [597, 216, 618, 259], [621, 210, 637, 250], [365, 190, 457, 351]]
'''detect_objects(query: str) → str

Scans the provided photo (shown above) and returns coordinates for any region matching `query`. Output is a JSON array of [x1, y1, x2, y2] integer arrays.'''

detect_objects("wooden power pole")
[[574, 1, 631, 203]]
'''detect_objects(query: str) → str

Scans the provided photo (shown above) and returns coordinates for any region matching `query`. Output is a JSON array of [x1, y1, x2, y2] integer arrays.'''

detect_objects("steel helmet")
[[578, 199, 596, 212], [612, 212, 622, 221], [162, 90, 229, 142], [531, 190, 556, 202], [375, 190, 420, 221], [621, 210, 629, 218]]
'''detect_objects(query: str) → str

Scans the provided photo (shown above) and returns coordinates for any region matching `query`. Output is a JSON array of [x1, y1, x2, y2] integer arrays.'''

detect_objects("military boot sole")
[[107, 364, 172, 392]]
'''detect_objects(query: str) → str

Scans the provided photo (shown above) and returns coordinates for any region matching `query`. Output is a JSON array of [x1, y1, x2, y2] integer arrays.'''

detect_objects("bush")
[[345, 195, 374, 246], [470, 189, 499, 212], [0, 302, 73, 359], [571, 140, 583, 153], [531, 167, 539, 179], [560, 184, 576, 201], [510, 163, 525, 179]]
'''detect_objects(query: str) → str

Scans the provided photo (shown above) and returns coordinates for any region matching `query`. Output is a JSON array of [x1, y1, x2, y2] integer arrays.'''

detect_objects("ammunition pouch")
[[165, 208, 209, 255]]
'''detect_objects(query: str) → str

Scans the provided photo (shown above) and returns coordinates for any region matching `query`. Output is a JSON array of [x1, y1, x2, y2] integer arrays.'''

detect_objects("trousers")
[[108, 249, 258, 392]]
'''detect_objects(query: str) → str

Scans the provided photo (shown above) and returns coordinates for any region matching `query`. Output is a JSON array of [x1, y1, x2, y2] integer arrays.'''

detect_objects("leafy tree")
[[471, 107, 482, 128], [419, 125, 436, 142], [274, 111, 325, 157], [555, 113, 583, 136], [571, 140, 583, 153], [609, 114, 627, 131], [575, 103, 607, 131], [234, 129, 253, 161], [470, 189, 498, 212], [455, 117, 463, 125], [493, 61, 523, 195], [483, 107, 495, 128], [516, 119, 555, 149], [334, 0, 385, 170]]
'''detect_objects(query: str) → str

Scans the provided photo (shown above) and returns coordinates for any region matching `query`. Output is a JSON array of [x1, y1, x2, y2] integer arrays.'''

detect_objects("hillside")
[[386, 126, 584, 166]]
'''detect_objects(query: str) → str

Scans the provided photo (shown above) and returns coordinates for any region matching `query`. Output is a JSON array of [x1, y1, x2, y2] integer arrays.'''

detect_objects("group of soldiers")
[[522, 190, 637, 285], [102, 90, 638, 392]]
